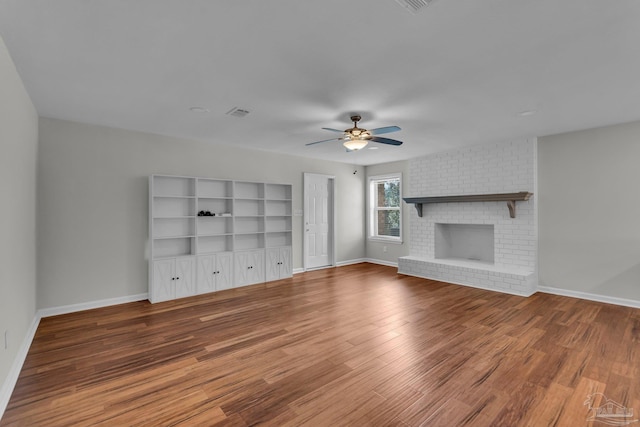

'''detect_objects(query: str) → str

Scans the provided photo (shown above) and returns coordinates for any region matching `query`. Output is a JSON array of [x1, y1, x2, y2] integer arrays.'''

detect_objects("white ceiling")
[[1, 0, 640, 166]]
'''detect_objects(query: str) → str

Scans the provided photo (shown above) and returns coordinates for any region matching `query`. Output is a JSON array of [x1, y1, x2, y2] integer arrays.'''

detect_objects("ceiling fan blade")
[[321, 127, 345, 133], [368, 126, 401, 135], [370, 136, 403, 146], [306, 137, 342, 146]]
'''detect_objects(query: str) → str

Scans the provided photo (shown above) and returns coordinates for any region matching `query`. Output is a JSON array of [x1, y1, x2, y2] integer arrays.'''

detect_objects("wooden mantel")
[[403, 192, 533, 219]]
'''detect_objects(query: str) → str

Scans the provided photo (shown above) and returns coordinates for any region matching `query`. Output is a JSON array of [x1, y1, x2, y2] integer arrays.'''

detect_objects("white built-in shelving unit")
[[149, 175, 293, 302]]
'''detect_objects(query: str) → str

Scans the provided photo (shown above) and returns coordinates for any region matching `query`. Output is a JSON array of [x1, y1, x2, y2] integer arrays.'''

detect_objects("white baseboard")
[[296, 259, 397, 274], [37, 293, 148, 318], [538, 286, 640, 309], [364, 258, 399, 268], [0, 314, 41, 420], [335, 258, 367, 267], [301, 259, 368, 271]]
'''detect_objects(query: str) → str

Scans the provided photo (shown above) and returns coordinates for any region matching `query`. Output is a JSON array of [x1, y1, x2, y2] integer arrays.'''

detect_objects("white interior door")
[[304, 173, 334, 270]]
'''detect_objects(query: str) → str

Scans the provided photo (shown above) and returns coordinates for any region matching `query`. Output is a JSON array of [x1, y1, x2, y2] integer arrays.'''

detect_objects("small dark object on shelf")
[[198, 210, 205, 216]]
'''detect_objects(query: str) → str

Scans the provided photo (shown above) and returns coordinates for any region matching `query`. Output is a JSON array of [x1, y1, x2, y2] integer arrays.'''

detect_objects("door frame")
[[303, 173, 336, 271]]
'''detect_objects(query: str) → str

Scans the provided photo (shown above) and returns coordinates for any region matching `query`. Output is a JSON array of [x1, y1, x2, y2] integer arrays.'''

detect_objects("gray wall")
[[538, 121, 640, 301], [0, 37, 38, 399], [37, 118, 365, 309], [365, 160, 410, 264]]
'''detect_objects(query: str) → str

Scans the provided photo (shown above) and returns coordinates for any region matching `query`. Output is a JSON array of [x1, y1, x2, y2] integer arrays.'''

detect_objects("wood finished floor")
[[2, 263, 640, 426]]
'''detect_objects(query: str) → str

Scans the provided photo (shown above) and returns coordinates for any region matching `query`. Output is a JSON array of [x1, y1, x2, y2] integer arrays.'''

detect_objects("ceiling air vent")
[[394, 0, 435, 14], [226, 107, 250, 118]]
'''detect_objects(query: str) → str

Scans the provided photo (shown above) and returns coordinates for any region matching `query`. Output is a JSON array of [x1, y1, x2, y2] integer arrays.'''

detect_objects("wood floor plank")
[[489, 381, 546, 426], [551, 376, 609, 426], [521, 381, 574, 427], [2, 263, 640, 426]]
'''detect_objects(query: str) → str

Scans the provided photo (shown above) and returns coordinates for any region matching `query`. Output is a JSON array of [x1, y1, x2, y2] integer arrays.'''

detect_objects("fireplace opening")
[[435, 223, 494, 264]]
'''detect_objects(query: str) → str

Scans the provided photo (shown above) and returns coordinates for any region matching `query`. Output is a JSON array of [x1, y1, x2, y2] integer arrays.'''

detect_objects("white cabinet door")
[[280, 246, 292, 278], [266, 247, 292, 281], [234, 251, 251, 287], [175, 257, 196, 298], [152, 259, 175, 302], [266, 248, 281, 282], [235, 250, 264, 287], [197, 255, 216, 294], [216, 252, 234, 290], [248, 250, 265, 285], [197, 253, 233, 293]]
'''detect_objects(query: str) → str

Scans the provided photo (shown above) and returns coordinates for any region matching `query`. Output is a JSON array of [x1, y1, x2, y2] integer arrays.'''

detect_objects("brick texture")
[[399, 139, 538, 296]]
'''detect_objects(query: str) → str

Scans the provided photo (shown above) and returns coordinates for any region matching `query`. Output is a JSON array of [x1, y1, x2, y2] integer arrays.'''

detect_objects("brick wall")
[[399, 138, 538, 296]]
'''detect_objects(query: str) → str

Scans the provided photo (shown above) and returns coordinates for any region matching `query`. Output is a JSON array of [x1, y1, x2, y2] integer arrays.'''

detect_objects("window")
[[369, 173, 402, 242]]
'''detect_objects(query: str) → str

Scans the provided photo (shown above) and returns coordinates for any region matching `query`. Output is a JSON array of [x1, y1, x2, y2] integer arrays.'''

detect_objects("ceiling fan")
[[306, 115, 403, 151]]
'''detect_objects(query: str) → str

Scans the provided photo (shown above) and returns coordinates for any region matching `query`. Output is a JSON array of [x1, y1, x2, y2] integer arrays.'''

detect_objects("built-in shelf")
[[403, 192, 533, 218], [149, 175, 293, 303]]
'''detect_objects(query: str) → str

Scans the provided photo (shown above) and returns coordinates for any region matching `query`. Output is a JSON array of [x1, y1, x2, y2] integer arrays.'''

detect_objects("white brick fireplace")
[[398, 139, 538, 296]]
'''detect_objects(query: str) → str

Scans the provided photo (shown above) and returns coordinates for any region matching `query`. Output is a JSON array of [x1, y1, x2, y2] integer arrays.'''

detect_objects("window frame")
[[368, 173, 402, 243]]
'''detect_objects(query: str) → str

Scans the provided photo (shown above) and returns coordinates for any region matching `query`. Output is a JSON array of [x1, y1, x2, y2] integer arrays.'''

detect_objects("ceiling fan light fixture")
[[343, 139, 369, 151], [306, 114, 402, 150]]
